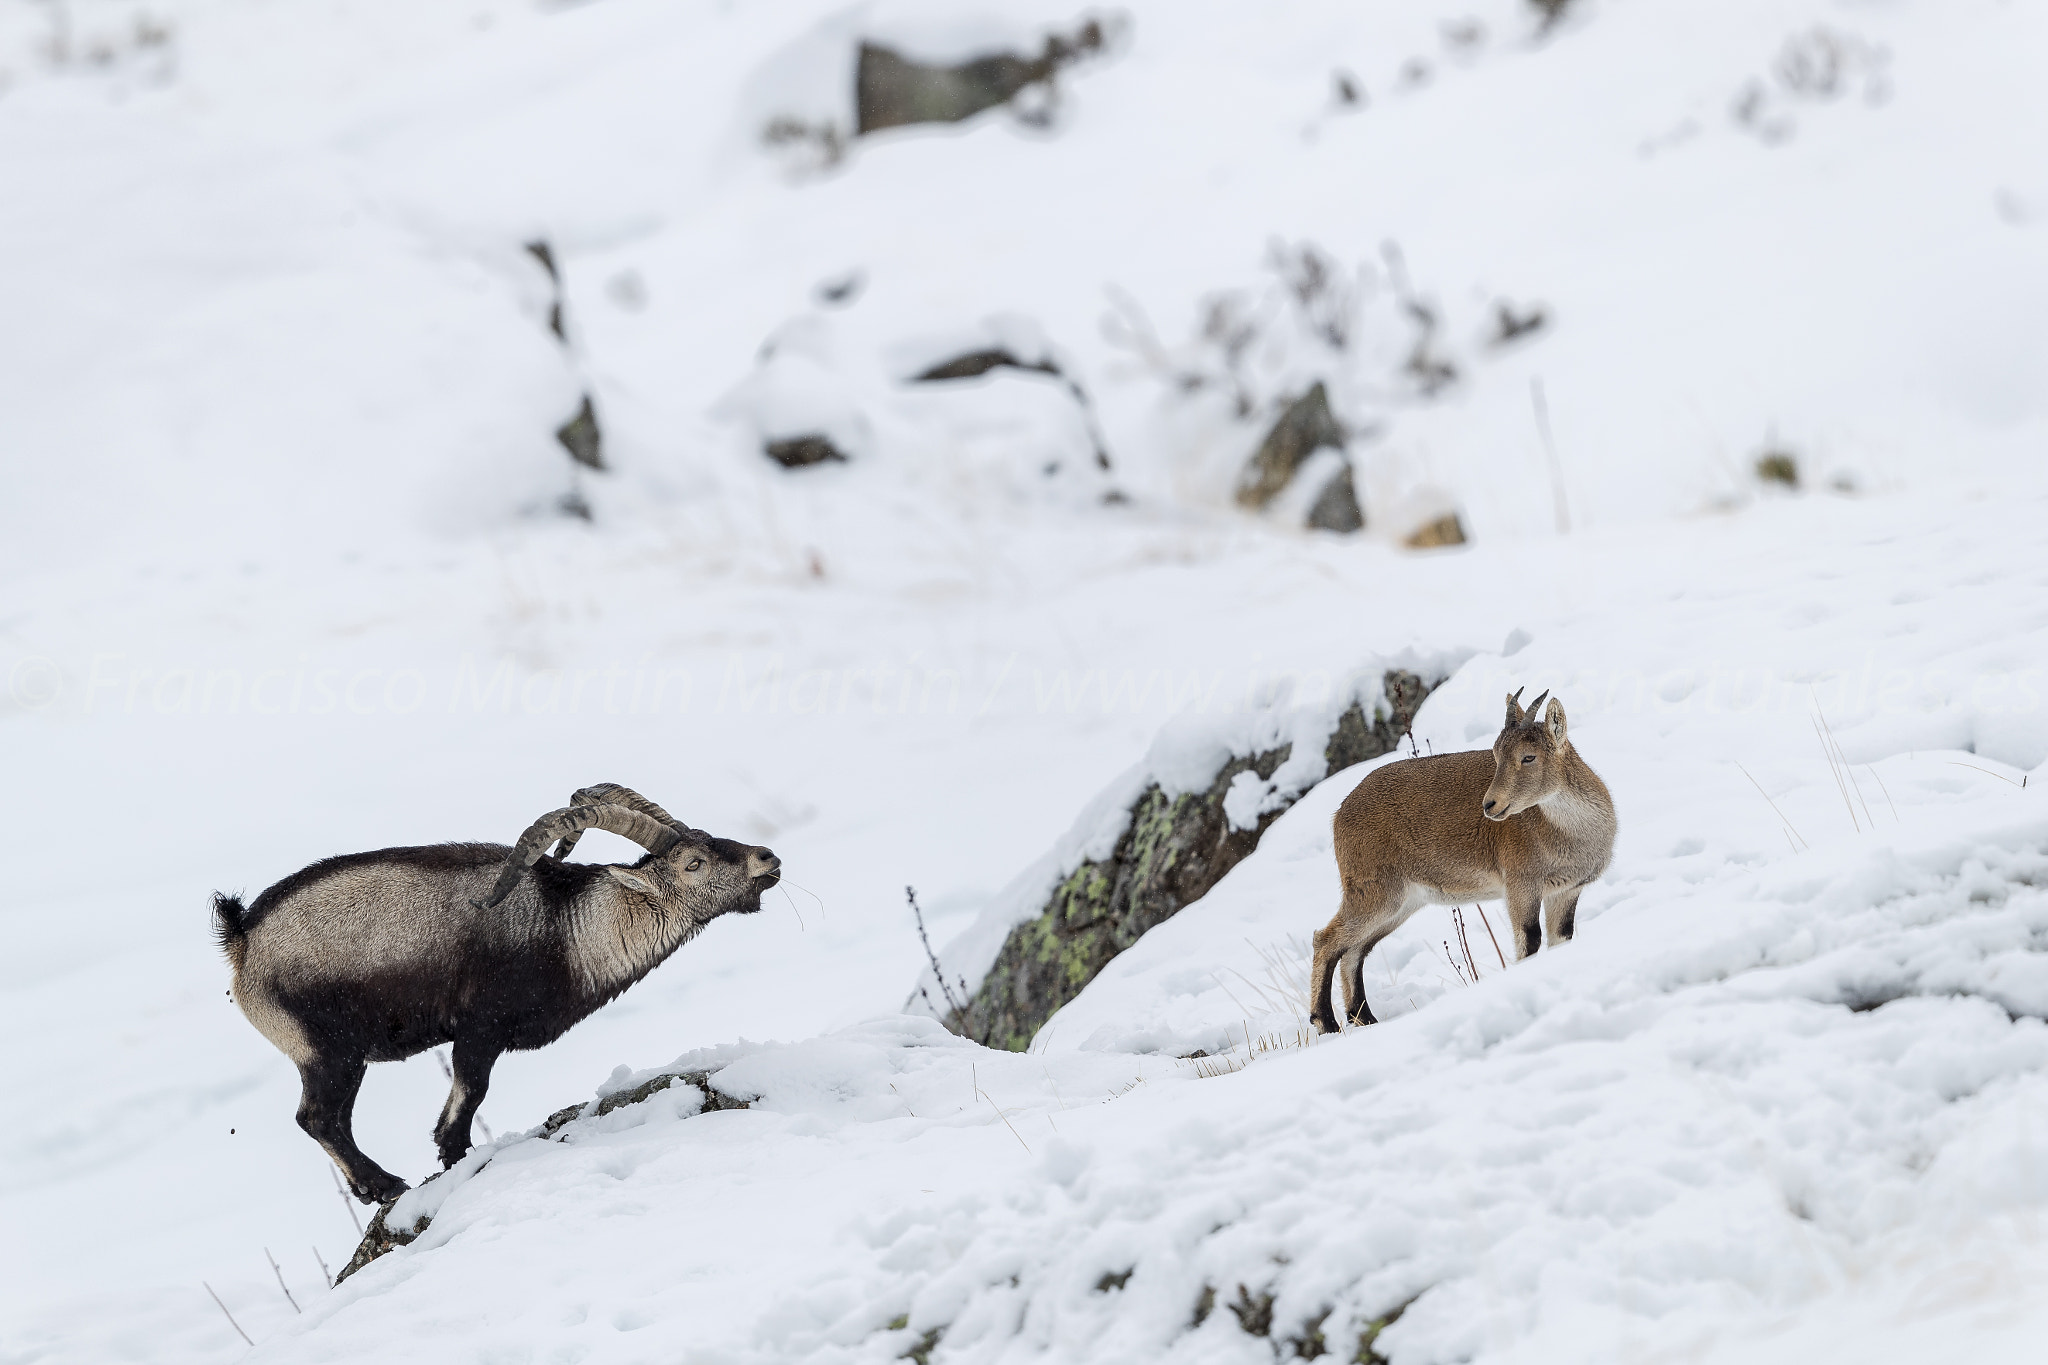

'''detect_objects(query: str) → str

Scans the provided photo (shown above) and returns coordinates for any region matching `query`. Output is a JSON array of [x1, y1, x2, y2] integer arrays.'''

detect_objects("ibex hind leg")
[[1311, 881, 1403, 1034], [1339, 943, 1376, 1027], [432, 1039, 501, 1170], [297, 1055, 409, 1205]]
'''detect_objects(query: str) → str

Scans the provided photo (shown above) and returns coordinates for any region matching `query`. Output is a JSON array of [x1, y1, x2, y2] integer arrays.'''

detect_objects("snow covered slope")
[[3, 0, 2046, 1361]]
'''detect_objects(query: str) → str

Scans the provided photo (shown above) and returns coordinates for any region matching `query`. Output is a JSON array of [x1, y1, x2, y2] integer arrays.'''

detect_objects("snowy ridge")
[[6, 0, 2048, 1359], [908, 644, 1471, 1015], [265, 787, 2048, 1363]]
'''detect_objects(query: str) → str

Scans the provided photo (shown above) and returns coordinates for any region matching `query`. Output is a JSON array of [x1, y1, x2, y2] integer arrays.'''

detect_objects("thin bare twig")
[[1866, 765, 1900, 820], [265, 1247, 301, 1313], [1474, 904, 1508, 970], [204, 1283, 254, 1347], [1452, 908, 1481, 982], [908, 887, 969, 1024], [312, 1245, 333, 1291], [330, 1166, 363, 1236]]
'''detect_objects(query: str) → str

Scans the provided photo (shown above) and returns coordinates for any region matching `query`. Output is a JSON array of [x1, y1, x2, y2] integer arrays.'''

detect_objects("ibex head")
[[1481, 688, 1570, 821], [478, 783, 781, 915]]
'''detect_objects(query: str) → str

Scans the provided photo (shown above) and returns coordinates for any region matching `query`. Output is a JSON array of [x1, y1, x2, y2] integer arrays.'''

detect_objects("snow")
[[4, 0, 2048, 1361]]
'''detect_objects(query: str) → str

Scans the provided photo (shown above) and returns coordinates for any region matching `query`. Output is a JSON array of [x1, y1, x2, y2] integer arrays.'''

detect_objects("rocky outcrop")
[[957, 668, 1437, 1051], [910, 345, 1113, 471], [765, 434, 850, 468], [1234, 382, 1346, 511], [556, 394, 604, 470], [912, 349, 1061, 383], [336, 1068, 750, 1282], [1305, 463, 1364, 532], [855, 21, 1106, 135], [1403, 513, 1467, 548]]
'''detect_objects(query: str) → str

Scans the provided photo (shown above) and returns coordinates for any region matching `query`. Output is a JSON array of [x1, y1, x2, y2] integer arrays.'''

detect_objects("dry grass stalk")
[[265, 1247, 300, 1313], [330, 1165, 363, 1236], [971, 1065, 1030, 1152], [1736, 760, 1809, 851], [203, 1283, 253, 1347]]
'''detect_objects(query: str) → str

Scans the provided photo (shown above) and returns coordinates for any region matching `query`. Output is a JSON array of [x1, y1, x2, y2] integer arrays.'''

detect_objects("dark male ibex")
[[213, 783, 779, 1202], [1311, 690, 1615, 1033]]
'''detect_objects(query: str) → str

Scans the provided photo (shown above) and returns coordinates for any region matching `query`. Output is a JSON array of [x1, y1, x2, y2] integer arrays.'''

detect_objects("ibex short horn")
[[1310, 692, 1616, 1034]]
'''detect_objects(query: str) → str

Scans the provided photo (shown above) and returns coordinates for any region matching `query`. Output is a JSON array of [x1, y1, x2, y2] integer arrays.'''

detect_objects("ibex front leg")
[[1544, 884, 1584, 946], [1507, 883, 1543, 961]]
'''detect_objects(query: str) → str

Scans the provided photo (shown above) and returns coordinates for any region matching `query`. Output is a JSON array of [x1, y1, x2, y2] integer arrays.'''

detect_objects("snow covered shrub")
[[1732, 26, 1891, 145], [1108, 239, 1517, 534]]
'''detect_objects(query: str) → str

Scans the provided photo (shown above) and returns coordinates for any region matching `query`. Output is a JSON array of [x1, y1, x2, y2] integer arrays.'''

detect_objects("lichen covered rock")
[[957, 668, 1435, 1050]]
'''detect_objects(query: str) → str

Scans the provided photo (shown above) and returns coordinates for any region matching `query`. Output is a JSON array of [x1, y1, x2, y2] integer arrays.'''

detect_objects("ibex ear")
[[606, 866, 657, 895], [1544, 697, 1568, 748], [1504, 688, 1525, 728]]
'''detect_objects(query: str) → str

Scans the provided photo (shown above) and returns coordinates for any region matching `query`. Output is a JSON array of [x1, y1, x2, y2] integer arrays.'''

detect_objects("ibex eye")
[[1521, 755, 1535, 764], [686, 857, 705, 872]]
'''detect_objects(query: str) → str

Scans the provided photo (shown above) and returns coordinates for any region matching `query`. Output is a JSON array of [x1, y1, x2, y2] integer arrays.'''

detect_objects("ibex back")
[[1310, 689, 1615, 1034]]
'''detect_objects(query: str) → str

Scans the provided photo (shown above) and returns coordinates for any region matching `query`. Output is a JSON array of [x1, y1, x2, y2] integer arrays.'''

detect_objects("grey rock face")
[[855, 21, 1106, 135], [765, 434, 850, 468], [556, 394, 604, 470], [1235, 382, 1346, 511], [1306, 463, 1364, 532]]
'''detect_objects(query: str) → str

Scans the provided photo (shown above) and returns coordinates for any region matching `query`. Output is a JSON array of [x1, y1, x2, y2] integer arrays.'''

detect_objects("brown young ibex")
[[1310, 689, 1615, 1034]]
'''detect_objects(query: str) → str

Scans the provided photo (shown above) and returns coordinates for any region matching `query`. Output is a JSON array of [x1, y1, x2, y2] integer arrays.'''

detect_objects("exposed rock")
[[336, 1198, 429, 1284], [556, 394, 603, 470], [1236, 382, 1345, 510], [958, 669, 1437, 1051], [765, 433, 850, 468], [1305, 463, 1364, 532], [525, 239, 565, 341], [913, 348, 1060, 383], [539, 1068, 753, 1138], [1403, 513, 1467, 549], [1755, 450, 1800, 488], [340, 1069, 749, 1281], [856, 21, 1105, 135]]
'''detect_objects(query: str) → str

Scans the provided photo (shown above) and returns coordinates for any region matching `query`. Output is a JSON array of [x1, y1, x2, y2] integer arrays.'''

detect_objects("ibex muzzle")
[[1310, 689, 1616, 1034]]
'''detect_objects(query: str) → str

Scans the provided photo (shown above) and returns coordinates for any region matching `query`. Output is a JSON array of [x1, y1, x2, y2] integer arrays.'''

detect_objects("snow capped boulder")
[[1234, 382, 1347, 511], [717, 314, 875, 468], [917, 660, 1460, 1051], [856, 18, 1109, 135]]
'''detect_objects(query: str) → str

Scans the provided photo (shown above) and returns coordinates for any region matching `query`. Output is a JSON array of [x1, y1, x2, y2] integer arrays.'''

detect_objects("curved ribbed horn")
[[479, 805, 684, 909], [550, 783, 684, 859], [1526, 690, 1550, 721], [1504, 687, 1526, 728]]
